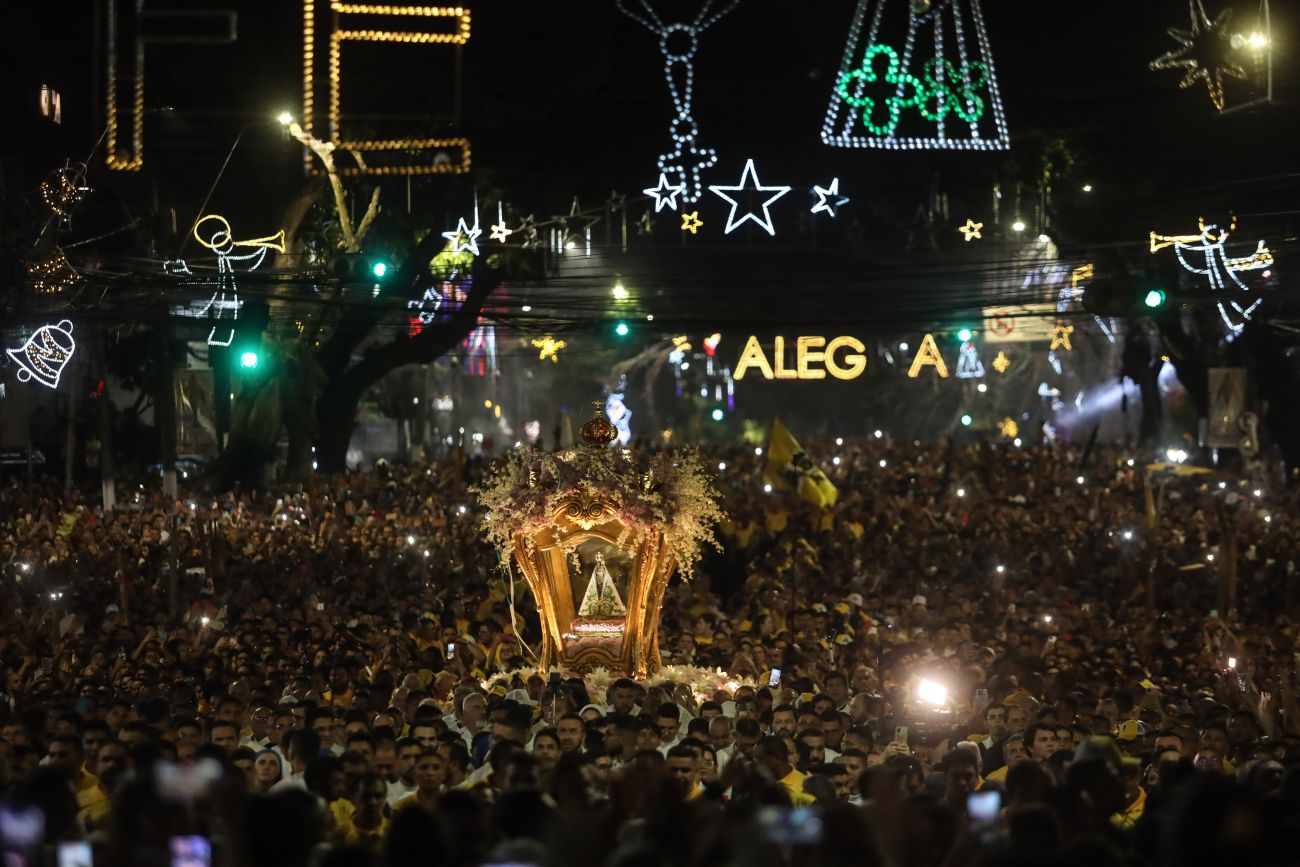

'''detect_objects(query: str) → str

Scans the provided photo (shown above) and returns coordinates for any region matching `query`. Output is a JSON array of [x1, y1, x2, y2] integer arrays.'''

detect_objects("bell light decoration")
[[7, 320, 76, 389]]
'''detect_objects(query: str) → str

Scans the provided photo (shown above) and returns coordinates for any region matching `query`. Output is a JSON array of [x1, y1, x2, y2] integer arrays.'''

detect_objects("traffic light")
[[711, 408, 725, 422], [232, 301, 269, 374], [331, 254, 393, 284], [614, 321, 630, 337], [1082, 276, 1170, 316], [960, 413, 973, 427], [956, 327, 974, 342]]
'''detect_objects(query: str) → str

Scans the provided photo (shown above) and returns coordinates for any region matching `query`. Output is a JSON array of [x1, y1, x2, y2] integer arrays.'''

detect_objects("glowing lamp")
[[916, 679, 948, 706], [710, 408, 724, 422], [239, 351, 259, 369], [276, 111, 293, 126], [960, 414, 973, 427], [614, 321, 630, 337], [371, 261, 388, 278], [957, 327, 973, 342], [1144, 288, 1167, 309]]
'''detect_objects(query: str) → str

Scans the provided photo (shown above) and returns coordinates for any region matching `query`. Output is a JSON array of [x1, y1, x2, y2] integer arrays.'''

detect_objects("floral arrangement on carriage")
[[475, 405, 723, 677]]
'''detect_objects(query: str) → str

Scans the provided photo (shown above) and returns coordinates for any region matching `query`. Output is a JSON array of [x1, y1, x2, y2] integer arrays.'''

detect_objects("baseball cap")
[[1115, 720, 1146, 742]]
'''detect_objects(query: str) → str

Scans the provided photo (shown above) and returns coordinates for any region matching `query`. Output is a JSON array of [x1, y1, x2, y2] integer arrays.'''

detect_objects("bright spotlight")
[[916, 679, 948, 706]]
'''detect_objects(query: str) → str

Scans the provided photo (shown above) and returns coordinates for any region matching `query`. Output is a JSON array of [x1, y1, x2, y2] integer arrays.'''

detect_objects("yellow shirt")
[[76, 785, 111, 829], [1112, 787, 1146, 829], [391, 792, 438, 813], [336, 815, 390, 846], [984, 765, 1009, 783], [779, 768, 816, 806]]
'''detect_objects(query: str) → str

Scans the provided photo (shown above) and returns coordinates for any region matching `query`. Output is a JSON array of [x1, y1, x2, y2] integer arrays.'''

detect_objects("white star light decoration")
[[1150, 0, 1245, 111], [489, 202, 512, 243], [811, 178, 850, 217], [709, 159, 791, 237], [644, 173, 686, 213], [442, 215, 482, 256]]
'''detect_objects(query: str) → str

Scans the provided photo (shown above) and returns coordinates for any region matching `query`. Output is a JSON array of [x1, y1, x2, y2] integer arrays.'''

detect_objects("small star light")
[[811, 178, 850, 217], [998, 417, 1019, 439], [992, 350, 1011, 373], [644, 173, 686, 213], [489, 202, 512, 243], [1150, 0, 1246, 111], [1050, 321, 1075, 352], [681, 211, 703, 234], [709, 159, 791, 237], [442, 216, 482, 256], [958, 218, 984, 242], [531, 336, 566, 363]]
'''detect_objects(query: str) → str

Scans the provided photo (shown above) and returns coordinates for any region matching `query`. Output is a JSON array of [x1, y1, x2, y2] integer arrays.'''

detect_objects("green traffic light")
[[711, 408, 724, 422], [957, 328, 974, 342], [960, 414, 973, 427], [371, 261, 388, 279], [1143, 288, 1167, 309], [614, 321, 630, 337], [239, 351, 259, 369]]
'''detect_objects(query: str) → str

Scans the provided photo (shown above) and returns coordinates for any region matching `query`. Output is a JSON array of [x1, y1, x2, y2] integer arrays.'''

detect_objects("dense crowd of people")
[[1, 438, 1299, 867]]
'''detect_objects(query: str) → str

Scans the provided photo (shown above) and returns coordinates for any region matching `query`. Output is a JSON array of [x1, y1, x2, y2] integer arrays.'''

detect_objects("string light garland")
[[1150, 217, 1268, 332], [1149, 0, 1245, 111], [192, 214, 286, 347], [40, 168, 85, 217], [907, 333, 949, 378], [615, 0, 739, 202], [531, 335, 566, 363], [708, 159, 791, 237], [822, 0, 1010, 151], [27, 251, 81, 295], [643, 172, 686, 213], [811, 178, 850, 217], [954, 340, 984, 378], [1049, 321, 1074, 352], [6, 321, 76, 389], [957, 218, 983, 241], [992, 350, 1010, 373], [304, 0, 471, 175], [681, 211, 703, 234]]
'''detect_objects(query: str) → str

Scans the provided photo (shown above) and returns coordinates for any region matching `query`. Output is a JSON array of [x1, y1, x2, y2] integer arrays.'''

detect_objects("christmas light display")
[[992, 350, 1010, 373], [907, 333, 949, 378], [733, 336, 867, 381], [643, 172, 686, 213], [302, 0, 471, 175], [406, 285, 443, 335], [516, 215, 541, 249], [531, 336, 566, 363], [681, 211, 703, 234], [6, 321, 76, 389], [811, 178, 850, 217], [616, 0, 739, 203], [192, 215, 285, 347], [822, 0, 1010, 151], [442, 214, 482, 256], [1049, 321, 1074, 352], [27, 251, 81, 295], [1150, 0, 1245, 111], [954, 341, 984, 378], [489, 202, 512, 243], [1150, 218, 1269, 332], [709, 159, 791, 237], [998, 417, 1019, 438], [957, 218, 983, 241]]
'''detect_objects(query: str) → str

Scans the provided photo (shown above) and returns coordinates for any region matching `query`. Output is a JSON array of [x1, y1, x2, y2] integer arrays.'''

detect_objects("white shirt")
[[386, 779, 418, 806], [269, 771, 306, 794]]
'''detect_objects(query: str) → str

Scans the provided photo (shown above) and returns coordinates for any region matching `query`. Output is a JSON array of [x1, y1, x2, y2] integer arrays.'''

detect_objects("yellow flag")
[[763, 419, 838, 509]]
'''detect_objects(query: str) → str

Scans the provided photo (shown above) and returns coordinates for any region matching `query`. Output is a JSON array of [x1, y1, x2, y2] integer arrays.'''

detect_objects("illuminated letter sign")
[[302, 1, 471, 176], [105, 1, 238, 170], [907, 333, 949, 378], [733, 336, 867, 381]]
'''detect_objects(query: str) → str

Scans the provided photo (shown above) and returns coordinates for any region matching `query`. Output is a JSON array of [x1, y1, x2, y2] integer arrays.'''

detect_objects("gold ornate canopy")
[[476, 405, 723, 679], [512, 490, 676, 676]]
